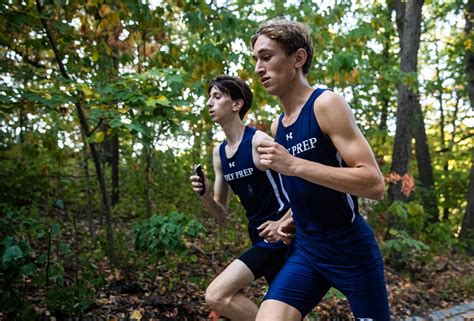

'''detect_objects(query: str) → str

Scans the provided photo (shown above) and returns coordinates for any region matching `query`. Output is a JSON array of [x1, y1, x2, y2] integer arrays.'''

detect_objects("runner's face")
[[252, 35, 296, 96], [207, 87, 235, 123]]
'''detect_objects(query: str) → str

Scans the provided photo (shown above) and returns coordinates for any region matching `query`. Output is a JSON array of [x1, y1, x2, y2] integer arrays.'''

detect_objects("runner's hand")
[[189, 172, 209, 197], [257, 220, 281, 243], [277, 216, 296, 244]]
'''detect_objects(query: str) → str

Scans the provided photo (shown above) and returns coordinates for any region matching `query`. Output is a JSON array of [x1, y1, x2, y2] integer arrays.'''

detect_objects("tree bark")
[[413, 100, 439, 223], [459, 149, 474, 253], [80, 128, 96, 237], [378, 5, 393, 136], [459, 0, 474, 253], [466, 0, 474, 106], [388, 0, 424, 202], [100, 123, 120, 207], [96, 15, 121, 208], [19, 102, 25, 144], [144, 145, 153, 217], [110, 134, 119, 206], [436, 57, 450, 221]]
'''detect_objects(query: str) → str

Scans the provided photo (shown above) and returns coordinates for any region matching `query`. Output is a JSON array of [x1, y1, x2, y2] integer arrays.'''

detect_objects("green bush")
[[380, 201, 430, 271], [0, 208, 101, 319], [1, 209, 46, 320], [133, 211, 204, 262]]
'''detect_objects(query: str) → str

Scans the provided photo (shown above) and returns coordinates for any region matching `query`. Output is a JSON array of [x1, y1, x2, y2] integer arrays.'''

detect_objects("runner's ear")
[[294, 48, 307, 70], [232, 99, 244, 112]]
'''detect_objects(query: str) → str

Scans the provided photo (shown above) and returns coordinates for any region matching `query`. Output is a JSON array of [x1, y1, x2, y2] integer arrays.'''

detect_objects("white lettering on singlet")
[[224, 167, 254, 182], [287, 137, 318, 156]]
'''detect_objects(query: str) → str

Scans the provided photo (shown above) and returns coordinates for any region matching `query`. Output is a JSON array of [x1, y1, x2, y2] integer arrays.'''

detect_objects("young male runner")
[[251, 18, 391, 321], [190, 75, 291, 321]]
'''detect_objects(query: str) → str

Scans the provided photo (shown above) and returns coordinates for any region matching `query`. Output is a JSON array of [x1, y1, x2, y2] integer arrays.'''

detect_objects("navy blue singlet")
[[266, 89, 390, 320], [219, 126, 290, 247], [274, 88, 359, 234]]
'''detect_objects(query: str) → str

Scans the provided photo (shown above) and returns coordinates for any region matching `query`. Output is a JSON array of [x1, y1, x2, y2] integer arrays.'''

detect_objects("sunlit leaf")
[[95, 131, 105, 143]]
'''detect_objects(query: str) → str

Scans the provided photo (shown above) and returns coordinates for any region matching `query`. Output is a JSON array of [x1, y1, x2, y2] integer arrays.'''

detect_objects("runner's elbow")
[[371, 178, 385, 200]]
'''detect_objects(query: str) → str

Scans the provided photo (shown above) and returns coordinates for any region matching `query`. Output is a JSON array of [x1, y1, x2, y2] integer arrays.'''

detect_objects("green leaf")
[[59, 242, 71, 255], [51, 223, 61, 237], [36, 229, 46, 239], [49, 264, 64, 285], [2, 245, 23, 264], [125, 123, 147, 134], [20, 263, 36, 276], [2, 236, 14, 247], [405, 202, 424, 216], [109, 118, 122, 128], [55, 199, 64, 210]]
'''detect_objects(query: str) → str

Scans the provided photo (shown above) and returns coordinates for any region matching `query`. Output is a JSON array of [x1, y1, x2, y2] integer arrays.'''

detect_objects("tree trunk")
[[144, 145, 153, 217], [19, 103, 25, 144], [466, 0, 474, 106], [80, 128, 96, 237], [436, 59, 450, 220], [96, 23, 121, 208], [36, 0, 116, 265], [413, 100, 439, 223], [101, 123, 120, 207], [388, 0, 424, 202], [378, 7, 393, 136], [111, 134, 119, 206], [376, 7, 393, 164], [459, 149, 474, 252], [459, 0, 474, 253]]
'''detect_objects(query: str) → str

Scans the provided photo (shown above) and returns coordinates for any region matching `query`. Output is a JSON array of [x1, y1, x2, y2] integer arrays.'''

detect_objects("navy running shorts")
[[238, 242, 289, 285], [263, 215, 390, 321]]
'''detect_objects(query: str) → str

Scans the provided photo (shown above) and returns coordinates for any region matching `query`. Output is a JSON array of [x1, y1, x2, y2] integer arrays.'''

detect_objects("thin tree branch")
[[89, 118, 104, 136], [0, 41, 47, 69], [436, 132, 474, 153], [35, 0, 70, 80]]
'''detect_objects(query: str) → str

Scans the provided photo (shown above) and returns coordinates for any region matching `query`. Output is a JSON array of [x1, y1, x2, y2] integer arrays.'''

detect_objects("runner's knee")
[[205, 285, 232, 311]]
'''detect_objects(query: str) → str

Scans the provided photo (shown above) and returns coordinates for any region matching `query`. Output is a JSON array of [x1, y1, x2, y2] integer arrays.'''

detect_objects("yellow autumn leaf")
[[98, 298, 109, 305], [91, 50, 99, 62], [238, 69, 249, 81], [175, 106, 190, 112], [465, 39, 472, 50], [81, 86, 93, 97], [344, 72, 352, 83], [106, 12, 121, 28], [99, 4, 111, 18], [95, 131, 105, 143], [130, 310, 142, 320], [351, 69, 360, 82], [156, 95, 169, 106]]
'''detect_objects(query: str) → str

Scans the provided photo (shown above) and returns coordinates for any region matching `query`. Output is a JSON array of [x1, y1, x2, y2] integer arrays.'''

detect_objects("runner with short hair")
[[251, 18, 391, 321], [190, 75, 291, 321]]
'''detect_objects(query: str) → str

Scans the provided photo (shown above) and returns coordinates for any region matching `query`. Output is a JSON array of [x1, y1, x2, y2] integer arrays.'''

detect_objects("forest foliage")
[[0, 0, 473, 319]]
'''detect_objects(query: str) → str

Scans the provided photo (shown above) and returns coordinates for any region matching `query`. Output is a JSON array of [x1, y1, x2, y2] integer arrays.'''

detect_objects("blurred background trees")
[[0, 0, 472, 319]]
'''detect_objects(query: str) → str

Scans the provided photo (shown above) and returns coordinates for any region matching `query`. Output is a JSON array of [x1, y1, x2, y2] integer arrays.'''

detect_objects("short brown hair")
[[208, 75, 253, 120], [251, 18, 313, 75]]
